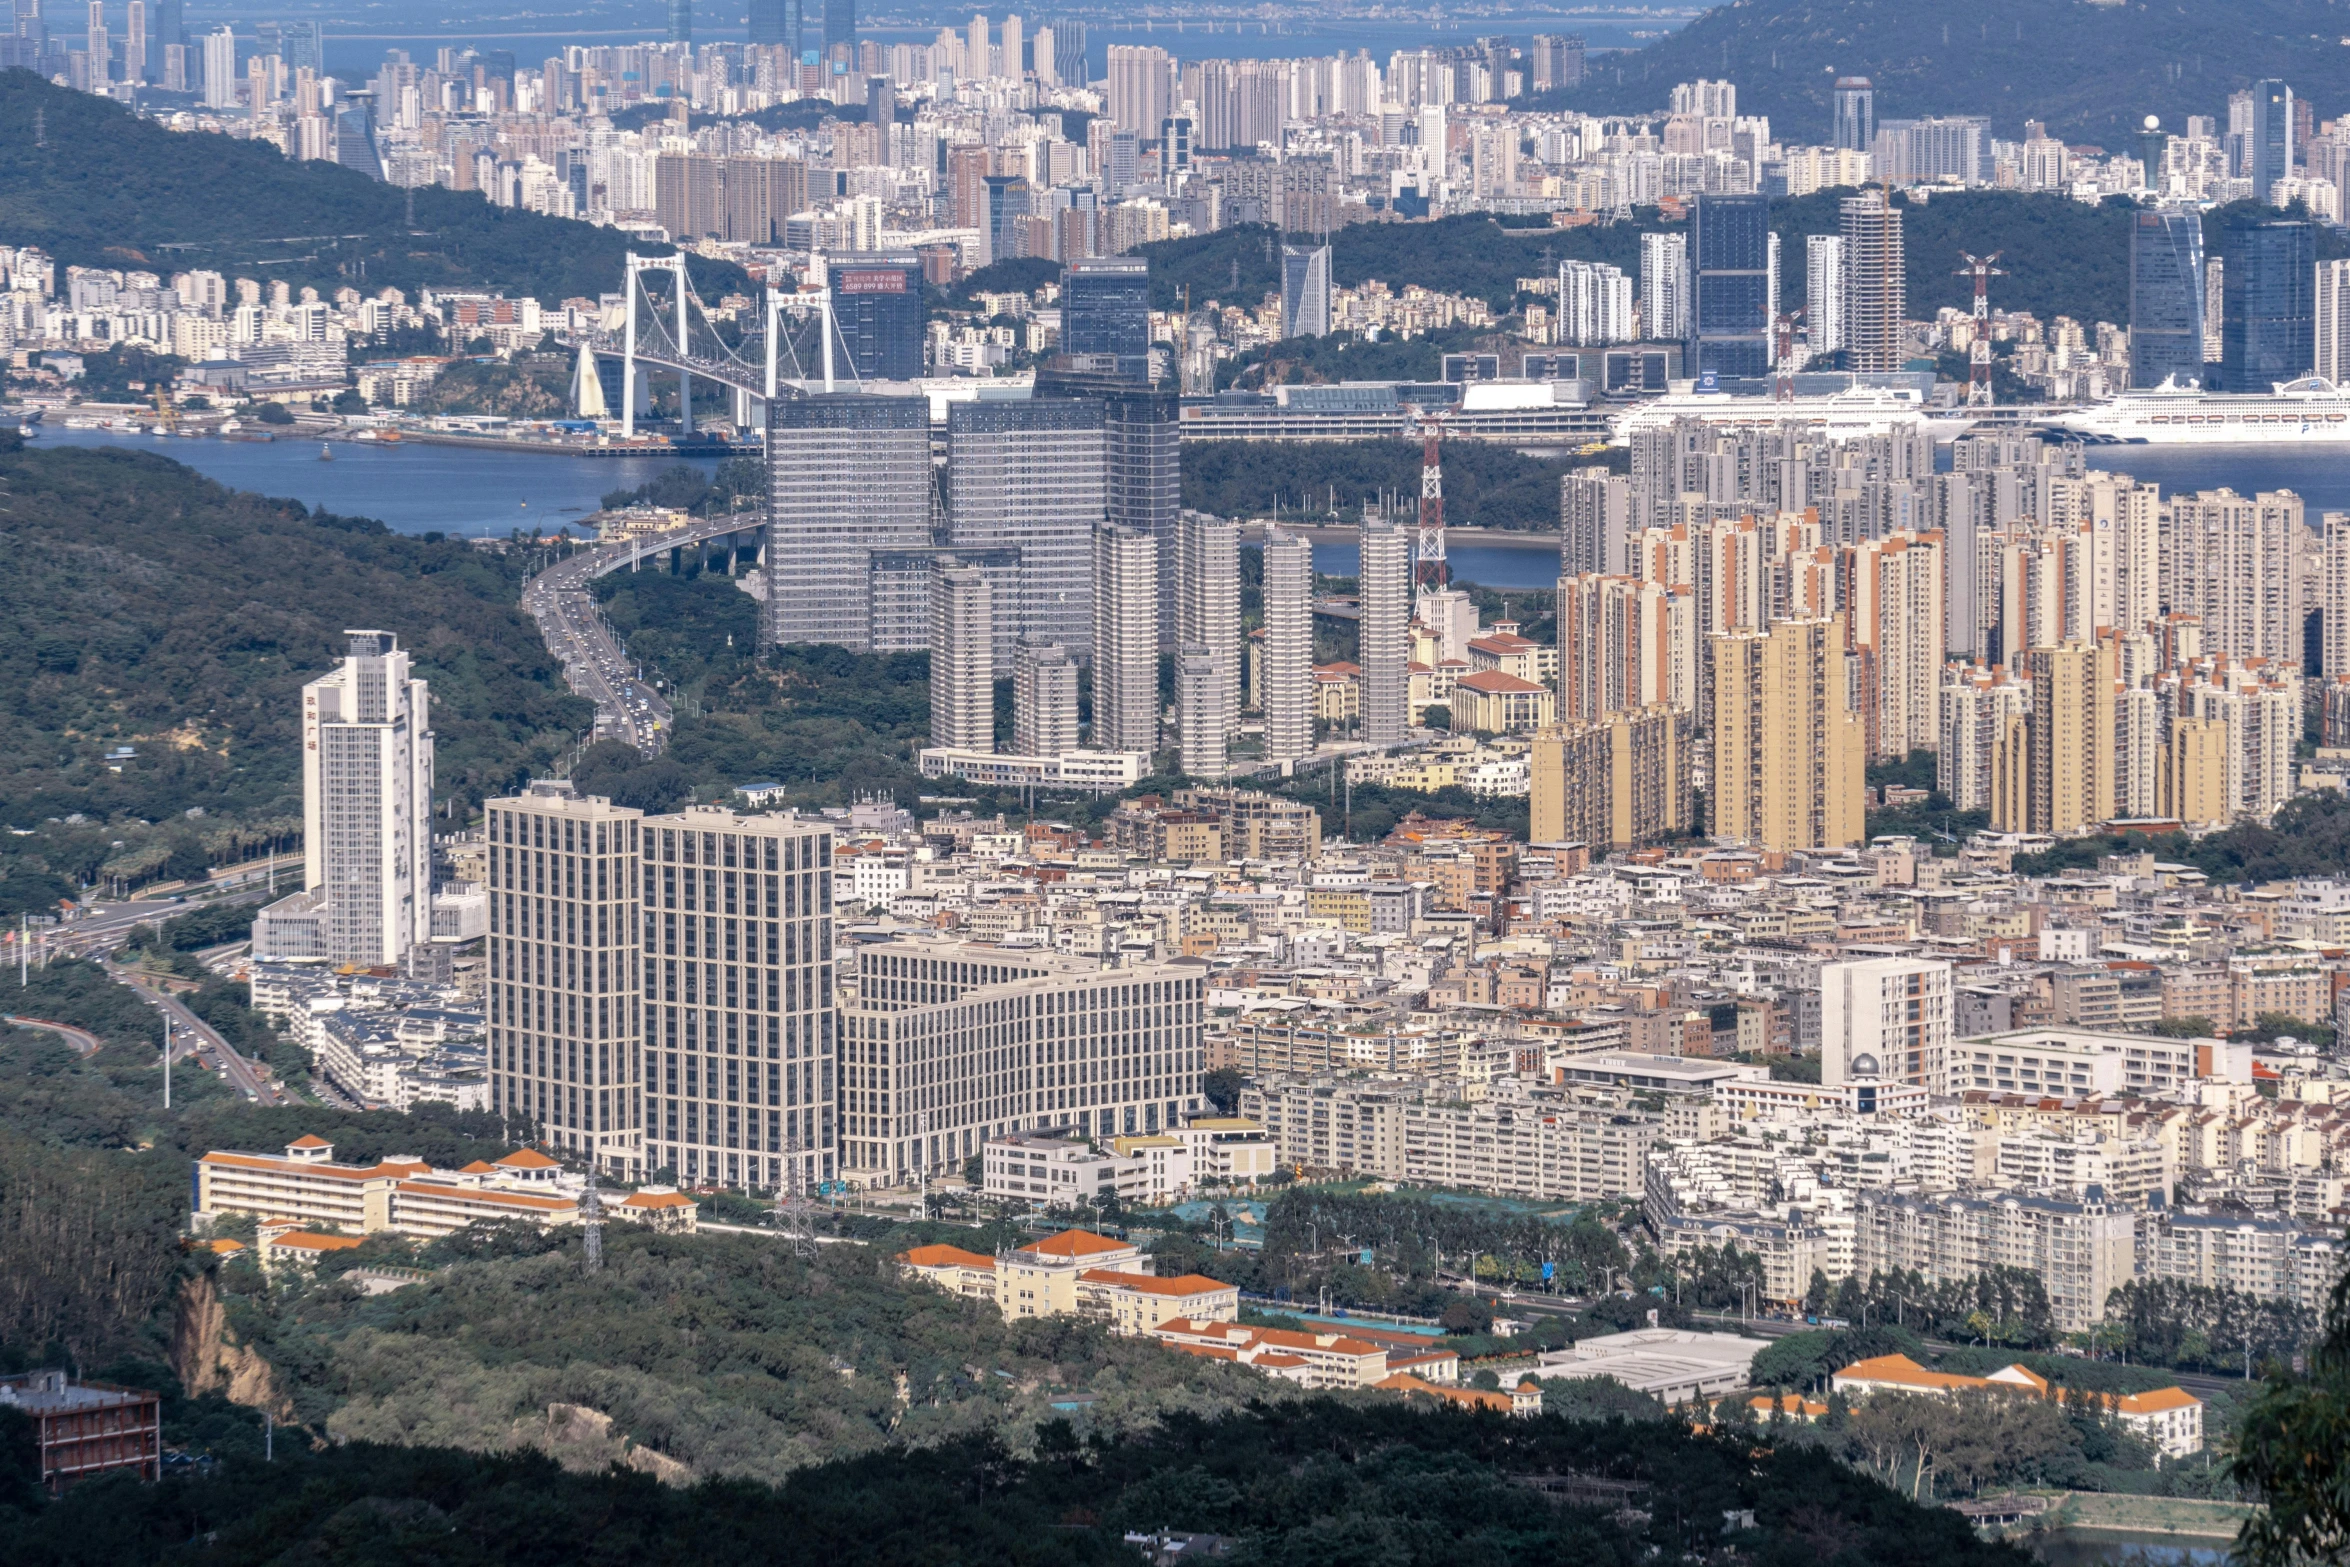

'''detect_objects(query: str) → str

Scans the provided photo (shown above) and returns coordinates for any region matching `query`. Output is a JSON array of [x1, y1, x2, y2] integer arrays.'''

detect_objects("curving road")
[[107, 961, 296, 1107], [521, 515, 764, 756], [3, 1014, 103, 1056]]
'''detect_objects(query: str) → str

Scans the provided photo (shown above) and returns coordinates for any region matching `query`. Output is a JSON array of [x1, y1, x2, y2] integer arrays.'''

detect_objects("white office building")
[[1821, 956, 1952, 1089]]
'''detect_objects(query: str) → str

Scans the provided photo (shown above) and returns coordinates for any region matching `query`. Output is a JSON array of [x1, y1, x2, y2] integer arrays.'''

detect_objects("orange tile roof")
[[1019, 1229, 1131, 1260], [2118, 1386, 2202, 1413], [1078, 1269, 1234, 1297], [1455, 669, 1550, 695], [901, 1243, 998, 1271], [271, 1231, 364, 1253], [1378, 1372, 1510, 1411], [394, 1181, 573, 1212], [1833, 1354, 1990, 1393], [494, 1149, 561, 1170], [618, 1190, 695, 1209], [458, 1160, 498, 1175], [287, 1134, 333, 1149], [199, 1151, 392, 1182]]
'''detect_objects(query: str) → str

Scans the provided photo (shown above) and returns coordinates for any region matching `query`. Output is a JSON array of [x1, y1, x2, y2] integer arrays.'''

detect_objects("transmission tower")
[[1773, 308, 1805, 403], [1414, 414, 1448, 590], [1955, 251, 2005, 408], [774, 1121, 819, 1258]]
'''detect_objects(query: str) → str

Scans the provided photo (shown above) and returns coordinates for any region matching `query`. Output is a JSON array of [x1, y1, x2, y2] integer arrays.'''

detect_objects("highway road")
[[524, 546, 675, 754], [113, 968, 295, 1106], [2, 1014, 103, 1056]]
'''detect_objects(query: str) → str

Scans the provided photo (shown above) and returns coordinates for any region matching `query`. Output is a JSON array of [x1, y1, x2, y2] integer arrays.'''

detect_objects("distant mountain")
[[0, 71, 737, 303], [1557, 0, 2347, 141]]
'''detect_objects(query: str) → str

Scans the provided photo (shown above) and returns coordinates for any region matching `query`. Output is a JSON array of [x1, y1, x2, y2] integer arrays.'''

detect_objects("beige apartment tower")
[[1527, 706, 1694, 850], [485, 781, 644, 1179], [1708, 617, 1865, 852], [1991, 640, 2118, 834]]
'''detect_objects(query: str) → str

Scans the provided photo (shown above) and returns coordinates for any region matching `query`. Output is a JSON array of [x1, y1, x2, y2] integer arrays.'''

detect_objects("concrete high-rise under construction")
[[1090, 523, 1159, 755], [252, 631, 435, 969], [1357, 518, 1411, 747], [763, 394, 933, 651], [1260, 529, 1316, 764]]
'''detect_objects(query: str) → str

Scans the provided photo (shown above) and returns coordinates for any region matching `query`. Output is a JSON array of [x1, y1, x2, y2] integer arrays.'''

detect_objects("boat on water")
[[319, 442, 334, 460], [1611, 381, 1940, 442], [2036, 376, 2350, 444]]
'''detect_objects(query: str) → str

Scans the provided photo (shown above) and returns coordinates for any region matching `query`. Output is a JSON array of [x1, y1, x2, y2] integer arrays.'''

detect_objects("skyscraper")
[[484, 781, 643, 1178], [1708, 616, 1865, 852], [1280, 244, 1332, 338], [821, 0, 853, 57], [1832, 76, 1874, 152], [1013, 640, 1079, 758], [152, 0, 180, 51], [123, 0, 142, 82], [1805, 233, 1846, 356], [1176, 646, 1226, 777], [2249, 78, 2294, 201], [1557, 260, 1635, 345], [747, 0, 799, 50], [2130, 208, 2206, 389], [200, 24, 232, 107], [1176, 511, 1240, 753], [639, 807, 837, 1193], [1993, 641, 2117, 835], [822, 250, 923, 380], [254, 631, 434, 968], [1260, 529, 1315, 763], [1639, 230, 1687, 344], [1687, 192, 1771, 379], [763, 394, 933, 652], [1036, 367, 1180, 641], [2317, 260, 2350, 385], [1090, 524, 1159, 755], [666, 0, 690, 43], [946, 398, 1106, 651], [1060, 256, 1151, 379], [84, 0, 105, 84], [2220, 217, 2315, 391], [1839, 189, 1906, 374], [1358, 518, 1411, 746], [929, 565, 996, 753], [1104, 44, 1170, 135]]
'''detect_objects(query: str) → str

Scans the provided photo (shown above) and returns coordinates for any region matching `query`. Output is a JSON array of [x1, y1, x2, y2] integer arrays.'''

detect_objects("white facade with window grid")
[[841, 941, 1206, 1183], [642, 806, 836, 1194]]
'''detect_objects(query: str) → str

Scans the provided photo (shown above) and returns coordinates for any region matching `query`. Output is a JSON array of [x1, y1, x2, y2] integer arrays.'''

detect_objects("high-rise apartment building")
[[2166, 488, 2304, 663], [1357, 518, 1412, 746], [1687, 193, 1771, 379], [1281, 244, 1332, 338], [1177, 646, 1226, 778], [2325, 513, 2350, 681], [1992, 641, 2118, 835], [1709, 616, 1865, 852], [2130, 209, 2206, 389], [2317, 260, 2350, 386], [763, 394, 932, 651], [929, 565, 995, 753], [484, 781, 643, 1178], [746, 0, 799, 51], [1841, 531, 1945, 761], [1639, 231, 1688, 344], [1559, 469, 1631, 579], [1527, 706, 1693, 850], [1839, 190, 1905, 373], [841, 940, 1205, 1182], [2219, 218, 2314, 391], [640, 807, 837, 1193], [1060, 257, 1151, 380], [1013, 640, 1079, 758], [1556, 573, 1695, 720], [822, 250, 923, 380], [1821, 956, 1952, 1090], [1090, 523, 1159, 755], [946, 398, 1106, 651], [1832, 76, 1874, 152], [1176, 512, 1240, 752], [1937, 662, 2029, 813], [1104, 44, 1170, 135], [1528, 34, 1583, 93], [1260, 529, 1316, 763], [1558, 260, 1635, 345], [1805, 233, 1846, 356], [255, 632, 434, 969], [201, 25, 234, 107]]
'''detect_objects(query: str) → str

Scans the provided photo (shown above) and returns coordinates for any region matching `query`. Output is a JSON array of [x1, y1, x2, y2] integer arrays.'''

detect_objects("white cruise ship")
[[2037, 377, 2350, 444]]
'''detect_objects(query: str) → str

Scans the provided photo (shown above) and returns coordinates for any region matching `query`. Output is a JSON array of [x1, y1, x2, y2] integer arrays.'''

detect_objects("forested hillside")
[[0, 435, 587, 909], [0, 72, 737, 303], [1556, 0, 2345, 140]]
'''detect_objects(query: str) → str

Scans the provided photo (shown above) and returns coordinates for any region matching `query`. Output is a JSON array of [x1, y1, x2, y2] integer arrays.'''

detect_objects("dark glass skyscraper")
[[1036, 367, 1180, 642], [666, 0, 691, 43], [1833, 76, 1873, 152], [747, 0, 800, 51], [822, 0, 854, 56], [2221, 217, 2315, 392], [1687, 192, 1772, 380], [1060, 257, 1152, 380], [2249, 78, 2293, 202], [2130, 208, 2206, 389], [826, 251, 924, 381]]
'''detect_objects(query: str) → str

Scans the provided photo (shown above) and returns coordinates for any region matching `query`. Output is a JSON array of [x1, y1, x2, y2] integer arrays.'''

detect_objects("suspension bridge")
[[560, 252, 874, 437]]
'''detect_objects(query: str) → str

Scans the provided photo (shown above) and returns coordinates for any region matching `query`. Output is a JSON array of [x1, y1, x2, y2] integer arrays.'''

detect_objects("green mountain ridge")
[[1561, 0, 2350, 141], [0, 71, 736, 305]]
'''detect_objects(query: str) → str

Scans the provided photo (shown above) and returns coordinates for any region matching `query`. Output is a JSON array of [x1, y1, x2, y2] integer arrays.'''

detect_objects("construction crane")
[[1954, 251, 2006, 407], [151, 385, 178, 433], [1414, 411, 1448, 591]]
